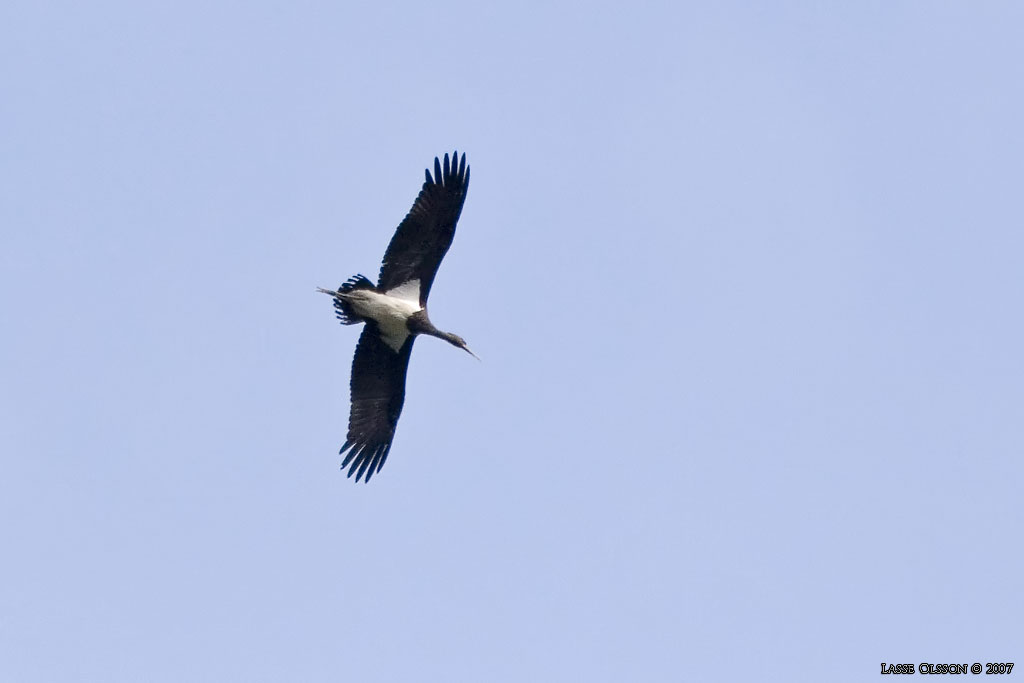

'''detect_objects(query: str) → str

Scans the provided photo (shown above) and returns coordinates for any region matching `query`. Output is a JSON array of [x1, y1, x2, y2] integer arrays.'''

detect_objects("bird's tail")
[[321, 274, 375, 325]]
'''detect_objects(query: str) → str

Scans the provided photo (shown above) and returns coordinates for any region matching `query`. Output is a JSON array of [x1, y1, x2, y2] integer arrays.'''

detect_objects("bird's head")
[[445, 333, 480, 361]]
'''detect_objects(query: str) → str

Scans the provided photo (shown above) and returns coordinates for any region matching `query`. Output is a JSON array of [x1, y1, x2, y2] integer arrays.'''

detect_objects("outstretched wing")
[[377, 151, 470, 305], [340, 325, 416, 482]]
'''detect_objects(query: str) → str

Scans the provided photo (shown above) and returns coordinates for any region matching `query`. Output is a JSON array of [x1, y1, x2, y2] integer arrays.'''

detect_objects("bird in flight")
[[318, 151, 476, 483]]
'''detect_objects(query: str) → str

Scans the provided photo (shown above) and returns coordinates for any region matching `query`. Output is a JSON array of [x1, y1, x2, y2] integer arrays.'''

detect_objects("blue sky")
[[2, 2, 1022, 681]]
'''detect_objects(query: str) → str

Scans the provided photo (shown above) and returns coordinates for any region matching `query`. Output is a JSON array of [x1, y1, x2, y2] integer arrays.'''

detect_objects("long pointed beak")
[[316, 287, 340, 297], [462, 345, 481, 361]]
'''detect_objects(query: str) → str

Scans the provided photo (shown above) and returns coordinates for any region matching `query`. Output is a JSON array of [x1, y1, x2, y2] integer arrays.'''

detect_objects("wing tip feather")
[[340, 439, 394, 483], [425, 150, 469, 189]]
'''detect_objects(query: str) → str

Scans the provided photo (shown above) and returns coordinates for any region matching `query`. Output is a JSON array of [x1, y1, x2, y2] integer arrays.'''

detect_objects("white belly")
[[345, 289, 422, 351]]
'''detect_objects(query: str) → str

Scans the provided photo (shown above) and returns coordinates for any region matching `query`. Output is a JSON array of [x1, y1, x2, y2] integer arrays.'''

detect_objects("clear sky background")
[[2, 2, 1022, 681]]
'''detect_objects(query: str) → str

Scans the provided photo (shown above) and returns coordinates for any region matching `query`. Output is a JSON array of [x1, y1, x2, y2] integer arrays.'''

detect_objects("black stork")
[[317, 151, 476, 483]]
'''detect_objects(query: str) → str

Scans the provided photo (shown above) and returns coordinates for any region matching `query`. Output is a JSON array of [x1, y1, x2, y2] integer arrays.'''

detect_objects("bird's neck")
[[407, 311, 459, 345], [433, 330, 462, 345], [407, 310, 438, 336]]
